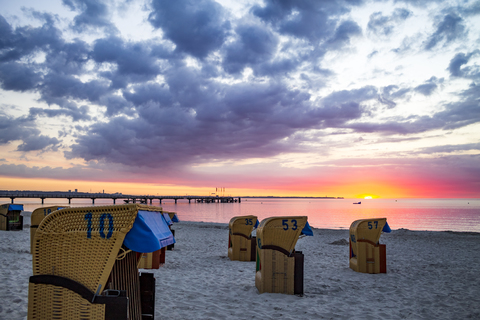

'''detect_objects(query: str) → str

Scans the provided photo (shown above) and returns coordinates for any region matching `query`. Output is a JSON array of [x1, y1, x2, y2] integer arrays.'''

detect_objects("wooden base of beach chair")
[[349, 241, 386, 274], [228, 234, 256, 261], [255, 249, 304, 295], [137, 248, 166, 269]]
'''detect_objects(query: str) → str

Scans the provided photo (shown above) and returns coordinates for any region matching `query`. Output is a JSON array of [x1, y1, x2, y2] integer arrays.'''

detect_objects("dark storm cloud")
[[43, 39, 90, 75], [0, 114, 60, 151], [348, 81, 480, 134], [414, 77, 441, 96], [99, 94, 134, 117], [148, 0, 230, 58], [91, 36, 161, 88], [123, 83, 172, 106], [324, 20, 362, 50], [367, 8, 411, 37], [66, 81, 376, 167], [17, 135, 60, 152], [251, 0, 362, 43], [448, 51, 480, 78], [424, 13, 466, 50], [0, 62, 42, 91], [40, 73, 110, 103], [29, 104, 91, 122], [0, 14, 62, 62], [223, 24, 279, 74], [62, 0, 117, 33]]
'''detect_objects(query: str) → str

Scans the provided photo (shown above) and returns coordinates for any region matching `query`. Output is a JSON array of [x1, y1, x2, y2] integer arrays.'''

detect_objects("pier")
[[0, 190, 240, 205]]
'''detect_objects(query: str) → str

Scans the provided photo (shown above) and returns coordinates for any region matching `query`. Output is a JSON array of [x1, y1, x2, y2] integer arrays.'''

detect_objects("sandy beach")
[[1, 211, 479, 320]]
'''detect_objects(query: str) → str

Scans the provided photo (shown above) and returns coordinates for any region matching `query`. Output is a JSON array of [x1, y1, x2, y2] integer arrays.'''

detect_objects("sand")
[[1, 212, 479, 319]]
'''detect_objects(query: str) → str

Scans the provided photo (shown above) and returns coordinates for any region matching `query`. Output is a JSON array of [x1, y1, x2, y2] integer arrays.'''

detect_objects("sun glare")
[[364, 196, 373, 199]]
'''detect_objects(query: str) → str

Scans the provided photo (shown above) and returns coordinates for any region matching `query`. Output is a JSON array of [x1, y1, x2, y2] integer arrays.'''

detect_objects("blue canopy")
[[162, 212, 173, 226], [123, 210, 175, 253], [170, 213, 180, 223], [382, 221, 392, 233], [8, 204, 23, 211], [301, 221, 314, 236], [254, 219, 259, 229]]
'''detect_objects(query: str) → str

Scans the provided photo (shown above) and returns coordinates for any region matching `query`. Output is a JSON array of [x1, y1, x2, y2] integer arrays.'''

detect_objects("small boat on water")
[[353, 202, 361, 204]]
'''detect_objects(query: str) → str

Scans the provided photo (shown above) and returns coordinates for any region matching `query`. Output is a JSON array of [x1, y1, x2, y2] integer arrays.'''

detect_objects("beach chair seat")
[[0, 203, 24, 231], [255, 216, 313, 295], [228, 215, 258, 261], [28, 204, 175, 320], [30, 206, 69, 253], [349, 218, 391, 274]]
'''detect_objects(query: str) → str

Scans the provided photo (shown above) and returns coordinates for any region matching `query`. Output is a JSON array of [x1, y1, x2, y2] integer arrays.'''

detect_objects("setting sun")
[[364, 196, 373, 199]]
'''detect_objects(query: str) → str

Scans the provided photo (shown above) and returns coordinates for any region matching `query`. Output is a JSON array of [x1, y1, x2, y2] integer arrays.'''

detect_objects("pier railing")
[[0, 190, 240, 205]]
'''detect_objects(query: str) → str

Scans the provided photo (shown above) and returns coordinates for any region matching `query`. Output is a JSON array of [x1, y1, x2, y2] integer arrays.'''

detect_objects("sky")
[[0, 0, 479, 199]]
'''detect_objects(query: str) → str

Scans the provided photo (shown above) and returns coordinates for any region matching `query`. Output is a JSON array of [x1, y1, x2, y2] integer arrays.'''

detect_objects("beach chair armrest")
[[260, 245, 292, 257]]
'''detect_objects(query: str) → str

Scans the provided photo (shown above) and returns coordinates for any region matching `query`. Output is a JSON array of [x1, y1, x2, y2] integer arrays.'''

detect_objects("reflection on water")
[[7, 198, 480, 232]]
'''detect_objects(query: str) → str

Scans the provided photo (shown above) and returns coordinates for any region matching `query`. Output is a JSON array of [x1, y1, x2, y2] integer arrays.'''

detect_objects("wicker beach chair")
[[228, 215, 258, 261], [349, 218, 391, 274], [165, 211, 179, 250], [30, 206, 69, 253], [0, 203, 24, 231], [28, 204, 174, 320], [255, 216, 313, 295]]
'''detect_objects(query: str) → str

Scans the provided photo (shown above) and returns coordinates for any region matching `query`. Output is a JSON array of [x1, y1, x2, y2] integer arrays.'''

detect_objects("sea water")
[[9, 197, 480, 232]]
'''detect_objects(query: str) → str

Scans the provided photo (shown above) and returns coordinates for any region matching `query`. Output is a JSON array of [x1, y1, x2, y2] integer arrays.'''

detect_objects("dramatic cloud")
[[62, 0, 117, 33], [414, 77, 441, 96], [368, 8, 411, 37], [424, 13, 466, 50], [0, 114, 60, 151], [148, 0, 229, 58]]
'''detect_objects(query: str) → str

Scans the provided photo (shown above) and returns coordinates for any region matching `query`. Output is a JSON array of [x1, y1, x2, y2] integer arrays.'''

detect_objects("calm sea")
[[10, 197, 480, 233]]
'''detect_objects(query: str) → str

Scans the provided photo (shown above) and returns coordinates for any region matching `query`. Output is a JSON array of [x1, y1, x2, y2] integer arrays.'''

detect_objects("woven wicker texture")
[[228, 215, 257, 238], [30, 206, 69, 254], [349, 218, 386, 256], [256, 216, 307, 254], [28, 204, 162, 320]]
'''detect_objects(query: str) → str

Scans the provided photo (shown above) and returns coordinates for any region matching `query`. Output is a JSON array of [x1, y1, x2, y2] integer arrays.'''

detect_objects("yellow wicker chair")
[[228, 215, 258, 261], [349, 218, 391, 274], [30, 206, 69, 253], [255, 216, 311, 295], [28, 204, 171, 320], [0, 203, 24, 231]]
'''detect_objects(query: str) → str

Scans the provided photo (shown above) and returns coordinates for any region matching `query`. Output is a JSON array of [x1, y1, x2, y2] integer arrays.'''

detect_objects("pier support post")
[[41, 198, 45, 204], [68, 198, 72, 204], [175, 199, 177, 204], [238, 197, 241, 203], [113, 198, 116, 204], [91, 198, 95, 204], [188, 199, 191, 203], [10, 197, 15, 204], [150, 199, 152, 204]]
